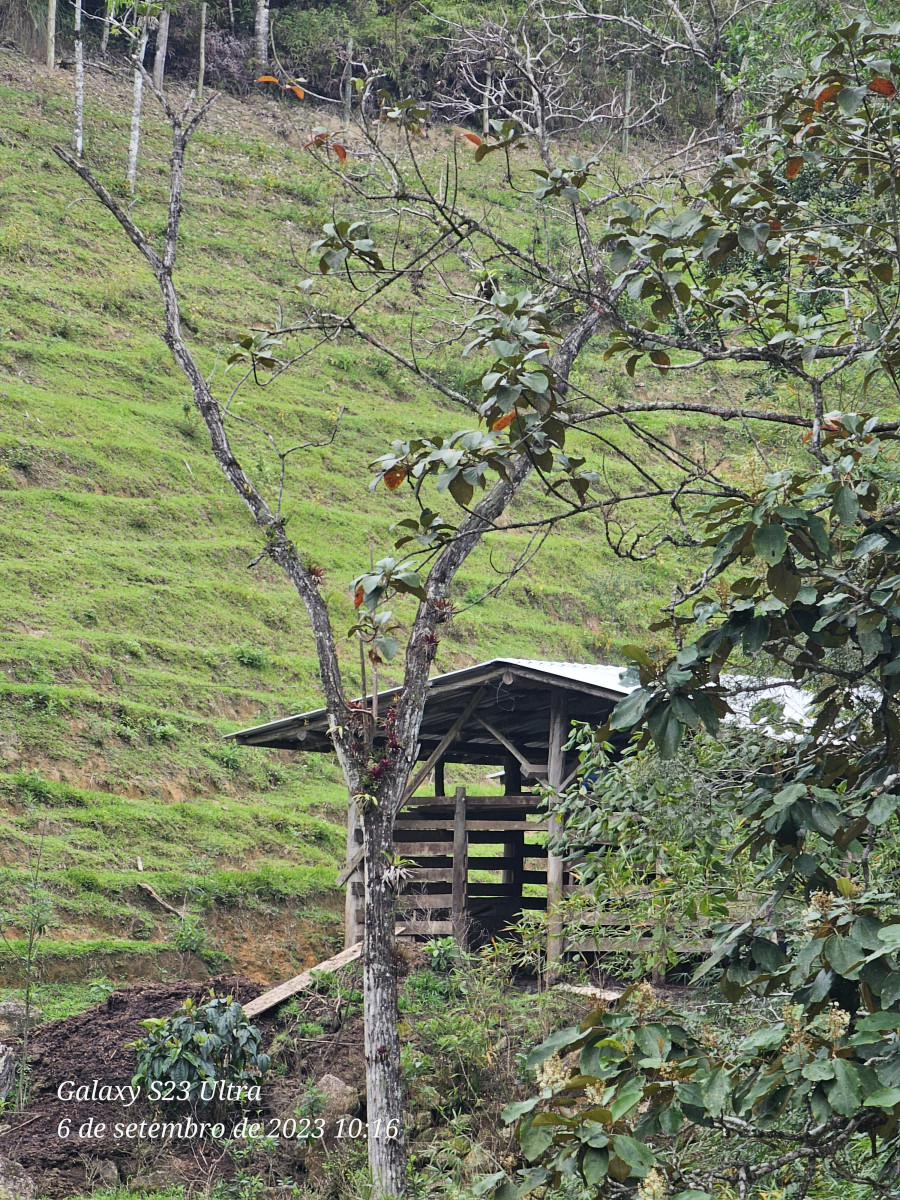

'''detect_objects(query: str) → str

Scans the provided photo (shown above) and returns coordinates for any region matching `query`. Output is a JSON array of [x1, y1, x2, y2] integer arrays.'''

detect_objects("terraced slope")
[[0, 49, 761, 1003]]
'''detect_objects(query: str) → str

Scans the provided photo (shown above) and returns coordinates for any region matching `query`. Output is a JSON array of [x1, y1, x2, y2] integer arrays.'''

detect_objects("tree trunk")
[[622, 64, 633, 155], [127, 24, 149, 196], [482, 60, 492, 137], [101, 1, 111, 54], [46, 0, 56, 69], [342, 37, 354, 125], [73, 0, 84, 157], [197, 5, 207, 102], [362, 790, 407, 1198], [153, 8, 170, 93], [254, 0, 269, 67]]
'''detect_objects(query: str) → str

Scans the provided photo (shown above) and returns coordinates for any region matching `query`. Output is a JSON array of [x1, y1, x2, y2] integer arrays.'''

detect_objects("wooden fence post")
[[452, 786, 468, 947], [546, 691, 567, 970]]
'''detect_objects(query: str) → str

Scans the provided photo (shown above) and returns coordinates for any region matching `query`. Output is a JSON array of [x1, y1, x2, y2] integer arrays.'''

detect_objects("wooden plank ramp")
[[243, 927, 406, 1018]]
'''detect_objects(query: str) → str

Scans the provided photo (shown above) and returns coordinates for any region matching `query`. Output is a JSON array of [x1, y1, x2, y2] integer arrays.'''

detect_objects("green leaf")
[[837, 84, 869, 114], [700, 1067, 730, 1117], [608, 688, 651, 731], [826, 1058, 861, 1116], [739, 1027, 784, 1054], [611, 1135, 655, 1175], [863, 1087, 900, 1108], [582, 1146, 609, 1185], [752, 523, 788, 565], [648, 703, 683, 758], [520, 1115, 555, 1163], [833, 485, 859, 525], [502, 1097, 540, 1122]]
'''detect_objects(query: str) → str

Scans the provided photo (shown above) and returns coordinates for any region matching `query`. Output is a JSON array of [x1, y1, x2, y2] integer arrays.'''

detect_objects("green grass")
[[0, 50, 789, 982]]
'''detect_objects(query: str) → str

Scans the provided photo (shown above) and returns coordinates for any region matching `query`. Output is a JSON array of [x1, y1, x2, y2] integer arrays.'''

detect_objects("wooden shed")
[[227, 659, 633, 960]]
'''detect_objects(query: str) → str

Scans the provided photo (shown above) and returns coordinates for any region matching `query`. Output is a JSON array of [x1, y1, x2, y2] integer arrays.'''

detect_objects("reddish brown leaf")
[[333, 143, 348, 163], [383, 468, 406, 490], [491, 411, 516, 431], [462, 132, 483, 146], [813, 84, 841, 111], [354, 586, 365, 609], [868, 76, 897, 97], [256, 75, 279, 83], [286, 85, 305, 99], [785, 157, 804, 179], [303, 133, 328, 150]]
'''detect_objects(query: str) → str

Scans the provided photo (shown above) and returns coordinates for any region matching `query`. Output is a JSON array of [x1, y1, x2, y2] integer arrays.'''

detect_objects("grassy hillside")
[[0, 48, 776, 999]]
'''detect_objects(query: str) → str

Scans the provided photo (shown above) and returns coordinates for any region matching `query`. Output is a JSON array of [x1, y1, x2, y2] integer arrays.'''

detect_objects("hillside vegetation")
[[0, 49, 734, 996]]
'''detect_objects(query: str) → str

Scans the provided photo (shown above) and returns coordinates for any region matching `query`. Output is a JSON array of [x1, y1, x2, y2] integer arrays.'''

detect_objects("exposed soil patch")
[[2, 975, 263, 1196]]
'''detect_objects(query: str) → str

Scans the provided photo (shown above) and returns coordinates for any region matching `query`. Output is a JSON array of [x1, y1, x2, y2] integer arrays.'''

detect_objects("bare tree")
[[254, 0, 269, 67], [126, 18, 150, 194], [73, 0, 84, 157], [153, 5, 170, 92], [46, 0, 56, 68], [570, 0, 775, 150], [101, 0, 112, 54], [438, 0, 667, 164], [197, 3, 206, 102]]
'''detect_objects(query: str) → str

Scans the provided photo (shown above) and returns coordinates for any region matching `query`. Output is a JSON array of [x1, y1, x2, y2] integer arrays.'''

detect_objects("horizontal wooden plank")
[[395, 818, 548, 832], [403, 795, 544, 812], [398, 894, 454, 910], [393, 841, 453, 855], [404, 867, 453, 883]]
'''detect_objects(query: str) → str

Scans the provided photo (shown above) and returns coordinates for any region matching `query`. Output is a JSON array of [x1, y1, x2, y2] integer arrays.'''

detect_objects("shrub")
[[232, 643, 268, 670], [130, 992, 270, 1105]]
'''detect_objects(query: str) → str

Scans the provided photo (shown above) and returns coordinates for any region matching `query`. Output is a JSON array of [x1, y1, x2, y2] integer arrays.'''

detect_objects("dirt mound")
[[2, 975, 262, 1196]]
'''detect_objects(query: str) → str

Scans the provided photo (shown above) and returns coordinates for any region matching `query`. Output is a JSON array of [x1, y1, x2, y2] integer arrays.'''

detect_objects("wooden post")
[[452, 786, 468, 948], [501, 753, 522, 890], [343, 796, 364, 949], [434, 759, 445, 797], [546, 691, 567, 969]]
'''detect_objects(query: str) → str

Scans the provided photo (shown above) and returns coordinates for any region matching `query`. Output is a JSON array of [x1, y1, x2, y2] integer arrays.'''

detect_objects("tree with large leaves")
[[495, 16, 900, 1199]]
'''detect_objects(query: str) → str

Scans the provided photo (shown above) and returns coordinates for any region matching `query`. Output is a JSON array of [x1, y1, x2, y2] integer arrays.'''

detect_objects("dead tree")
[[570, 0, 776, 151], [73, 0, 84, 157], [438, 0, 666, 164], [254, 0, 269, 67], [46, 0, 56, 68], [152, 5, 170, 92]]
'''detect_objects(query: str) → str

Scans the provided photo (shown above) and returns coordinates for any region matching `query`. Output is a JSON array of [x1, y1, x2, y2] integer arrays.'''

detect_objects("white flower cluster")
[[637, 1166, 667, 1200], [535, 1053, 570, 1094]]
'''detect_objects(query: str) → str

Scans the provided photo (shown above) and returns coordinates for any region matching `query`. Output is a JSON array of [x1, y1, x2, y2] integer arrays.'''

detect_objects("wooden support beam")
[[452, 786, 468, 948], [474, 714, 542, 778], [403, 689, 486, 800]]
